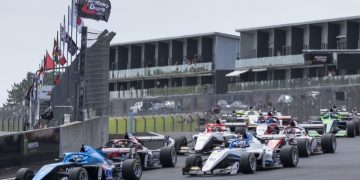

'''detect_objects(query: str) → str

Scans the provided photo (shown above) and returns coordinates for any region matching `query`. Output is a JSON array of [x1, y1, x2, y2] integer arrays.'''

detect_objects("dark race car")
[[101, 133, 177, 169]]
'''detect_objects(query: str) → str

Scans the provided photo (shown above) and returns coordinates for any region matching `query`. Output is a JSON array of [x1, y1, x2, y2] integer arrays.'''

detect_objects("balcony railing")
[[228, 74, 360, 92], [236, 54, 304, 69], [109, 62, 213, 80], [110, 84, 214, 99]]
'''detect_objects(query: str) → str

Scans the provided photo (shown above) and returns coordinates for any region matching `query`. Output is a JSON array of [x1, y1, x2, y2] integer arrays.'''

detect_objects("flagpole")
[[71, 0, 74, 64], [75, 0, 79, 47], [67, 6, 70, 64], [63, 15, 67, 67]]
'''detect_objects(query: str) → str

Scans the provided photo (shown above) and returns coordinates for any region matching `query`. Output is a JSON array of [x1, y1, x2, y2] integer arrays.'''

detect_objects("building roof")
[[111, 32, 239, 46], [236, 15, 360, 32]]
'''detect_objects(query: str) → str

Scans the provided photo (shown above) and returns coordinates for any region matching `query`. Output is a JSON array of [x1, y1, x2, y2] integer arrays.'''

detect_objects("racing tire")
[[185, 154, 203, 168], [15, 168, 34, 180], [321, 133, 336, 153], [280, 145, 299, 168], [297, 138, 311, 157], [346, 121, 356, 138], [69, 167, 88, 180], [239, 152, 257, 174], [159, 146, 177, 167], [122, 159, 142, 180], [234, 127, 246, 135], [174, 136, 187, 155], [354, 119, 360, 136]]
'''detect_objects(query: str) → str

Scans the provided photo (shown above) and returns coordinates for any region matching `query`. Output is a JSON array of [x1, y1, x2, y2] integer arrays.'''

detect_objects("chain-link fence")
[[0, 105, 27, 132], [51, 30, 115, 126], [110, 83, 360, 122]]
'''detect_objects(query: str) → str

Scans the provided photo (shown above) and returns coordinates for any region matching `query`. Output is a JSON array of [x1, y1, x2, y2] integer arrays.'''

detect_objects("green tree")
[[4, 71, 57, 107], [4, 72, 34, 107]]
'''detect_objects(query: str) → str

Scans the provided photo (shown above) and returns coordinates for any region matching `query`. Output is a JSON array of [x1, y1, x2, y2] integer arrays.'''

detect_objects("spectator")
[[331, 70, 337, 76], [328, 70, 333, 77]]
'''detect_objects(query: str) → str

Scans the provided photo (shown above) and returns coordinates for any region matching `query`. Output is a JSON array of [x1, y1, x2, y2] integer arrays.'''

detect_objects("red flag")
[[44, 51, 55, 70], [59, 56, 67, 66]]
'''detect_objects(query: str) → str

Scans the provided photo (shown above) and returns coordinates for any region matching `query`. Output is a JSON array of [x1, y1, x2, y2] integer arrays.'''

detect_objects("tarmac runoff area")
[[0, 136, 360, 180]]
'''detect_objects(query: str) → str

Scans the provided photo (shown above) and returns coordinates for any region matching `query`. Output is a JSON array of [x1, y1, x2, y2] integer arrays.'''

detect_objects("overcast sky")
[[0, 0, 359, 106]]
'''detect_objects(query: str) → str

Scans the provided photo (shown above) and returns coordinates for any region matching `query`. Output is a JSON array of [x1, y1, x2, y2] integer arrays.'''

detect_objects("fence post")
[[190, 115, 193, 132], [13, 117, 16, 132], [134, 118, 137, 133], [162, 116, 166, 132], [153, 116, 156, 132], [180, 115, 184, 132], [171, 115, 175, 132], [143, 117, 147, 132], [7, 118, 10, 132], [124, 118, 128, 133], [115, 119, 119, 134]]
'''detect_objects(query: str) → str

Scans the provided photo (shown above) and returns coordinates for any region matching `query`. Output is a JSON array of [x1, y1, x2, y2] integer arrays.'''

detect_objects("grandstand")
[[108, 32, 240, 99], [230, 15, 360, 84]]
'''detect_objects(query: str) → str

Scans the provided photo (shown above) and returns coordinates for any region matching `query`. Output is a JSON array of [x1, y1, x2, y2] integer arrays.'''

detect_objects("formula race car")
[[16, 145, 142, 180], [182, 132, 299, 176], [256, 120, 336, 157], [101, 133, 177, 169], [315, 108, 360, 137], [174, 123, 239, 154]]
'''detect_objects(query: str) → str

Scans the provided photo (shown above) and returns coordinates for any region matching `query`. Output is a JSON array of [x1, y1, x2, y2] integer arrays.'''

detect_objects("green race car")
[[313, 109, 360, 137]]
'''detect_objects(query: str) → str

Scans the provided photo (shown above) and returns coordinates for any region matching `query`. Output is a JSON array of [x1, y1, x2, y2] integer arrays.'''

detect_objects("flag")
[[59, 56, 67, 66], [44, 51, 55, 70], [77, 0, 111, 22], [72, 1, 84, 32], [66, 36, 78, 56], [76, 16, 84, 33], [52, 39, 61, 64], [60, 25, 67, 42]]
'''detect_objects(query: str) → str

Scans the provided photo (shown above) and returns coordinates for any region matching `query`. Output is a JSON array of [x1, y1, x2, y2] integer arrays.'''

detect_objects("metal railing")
[[235, 54, 304, 69], [109, 62, 213, 80], [109, 113, 217, 134], [228, 74, 360, 92], [110, 84, 213, 99]]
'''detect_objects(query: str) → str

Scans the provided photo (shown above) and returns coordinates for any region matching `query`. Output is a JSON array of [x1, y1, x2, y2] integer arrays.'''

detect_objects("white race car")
[[174, 123, 239, 154], [182, 132, 299, 176], [256, 120, 336, 157]]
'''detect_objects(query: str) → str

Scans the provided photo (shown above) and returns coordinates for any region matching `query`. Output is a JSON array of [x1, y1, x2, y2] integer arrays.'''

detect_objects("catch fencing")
[[110, 82, 360, 122]]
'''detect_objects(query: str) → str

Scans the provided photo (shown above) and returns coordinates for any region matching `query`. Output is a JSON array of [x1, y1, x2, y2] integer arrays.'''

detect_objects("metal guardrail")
[[236, 54, 304, 69], [109, 113, 216, 134], [228, 74, 360, 92], [109, 62, 213, 80], [110, 84, 213, 99]]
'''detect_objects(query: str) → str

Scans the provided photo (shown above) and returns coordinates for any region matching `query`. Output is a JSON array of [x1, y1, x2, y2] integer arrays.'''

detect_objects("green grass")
[[109, 114, 199, 134]]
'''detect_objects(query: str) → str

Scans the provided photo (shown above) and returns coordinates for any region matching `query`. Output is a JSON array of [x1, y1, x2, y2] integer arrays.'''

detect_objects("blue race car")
[[15, 145, 142, 180]]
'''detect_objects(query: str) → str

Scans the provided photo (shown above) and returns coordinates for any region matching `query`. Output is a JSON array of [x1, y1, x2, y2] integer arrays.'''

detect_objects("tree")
[[4, 72, 34, 107], [4, 71, 57, 107]]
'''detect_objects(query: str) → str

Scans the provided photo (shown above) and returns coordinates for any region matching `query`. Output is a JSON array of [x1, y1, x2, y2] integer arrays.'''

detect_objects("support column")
[[114, 47, 119, 70], [169, 41, 173, 65], [155, 42, 159, 66], [141, 43, 145, 68], [127, 46, 131, 69], [183, 39, 187, 64]]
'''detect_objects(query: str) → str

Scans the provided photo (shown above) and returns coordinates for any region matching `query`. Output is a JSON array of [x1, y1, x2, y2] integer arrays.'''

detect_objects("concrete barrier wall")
[[59, 116, 108, 157]]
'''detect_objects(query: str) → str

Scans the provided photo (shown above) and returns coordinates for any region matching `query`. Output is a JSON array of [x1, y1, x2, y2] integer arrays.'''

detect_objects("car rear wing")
[[223, 122, 247, 127], [132, 132, 175, 149], [257, 134, 287, 140], [299, 124, 325, 130]]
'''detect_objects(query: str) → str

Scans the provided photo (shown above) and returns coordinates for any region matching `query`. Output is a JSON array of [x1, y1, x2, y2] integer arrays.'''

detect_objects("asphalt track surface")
[[1, 137, 360, 180]]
